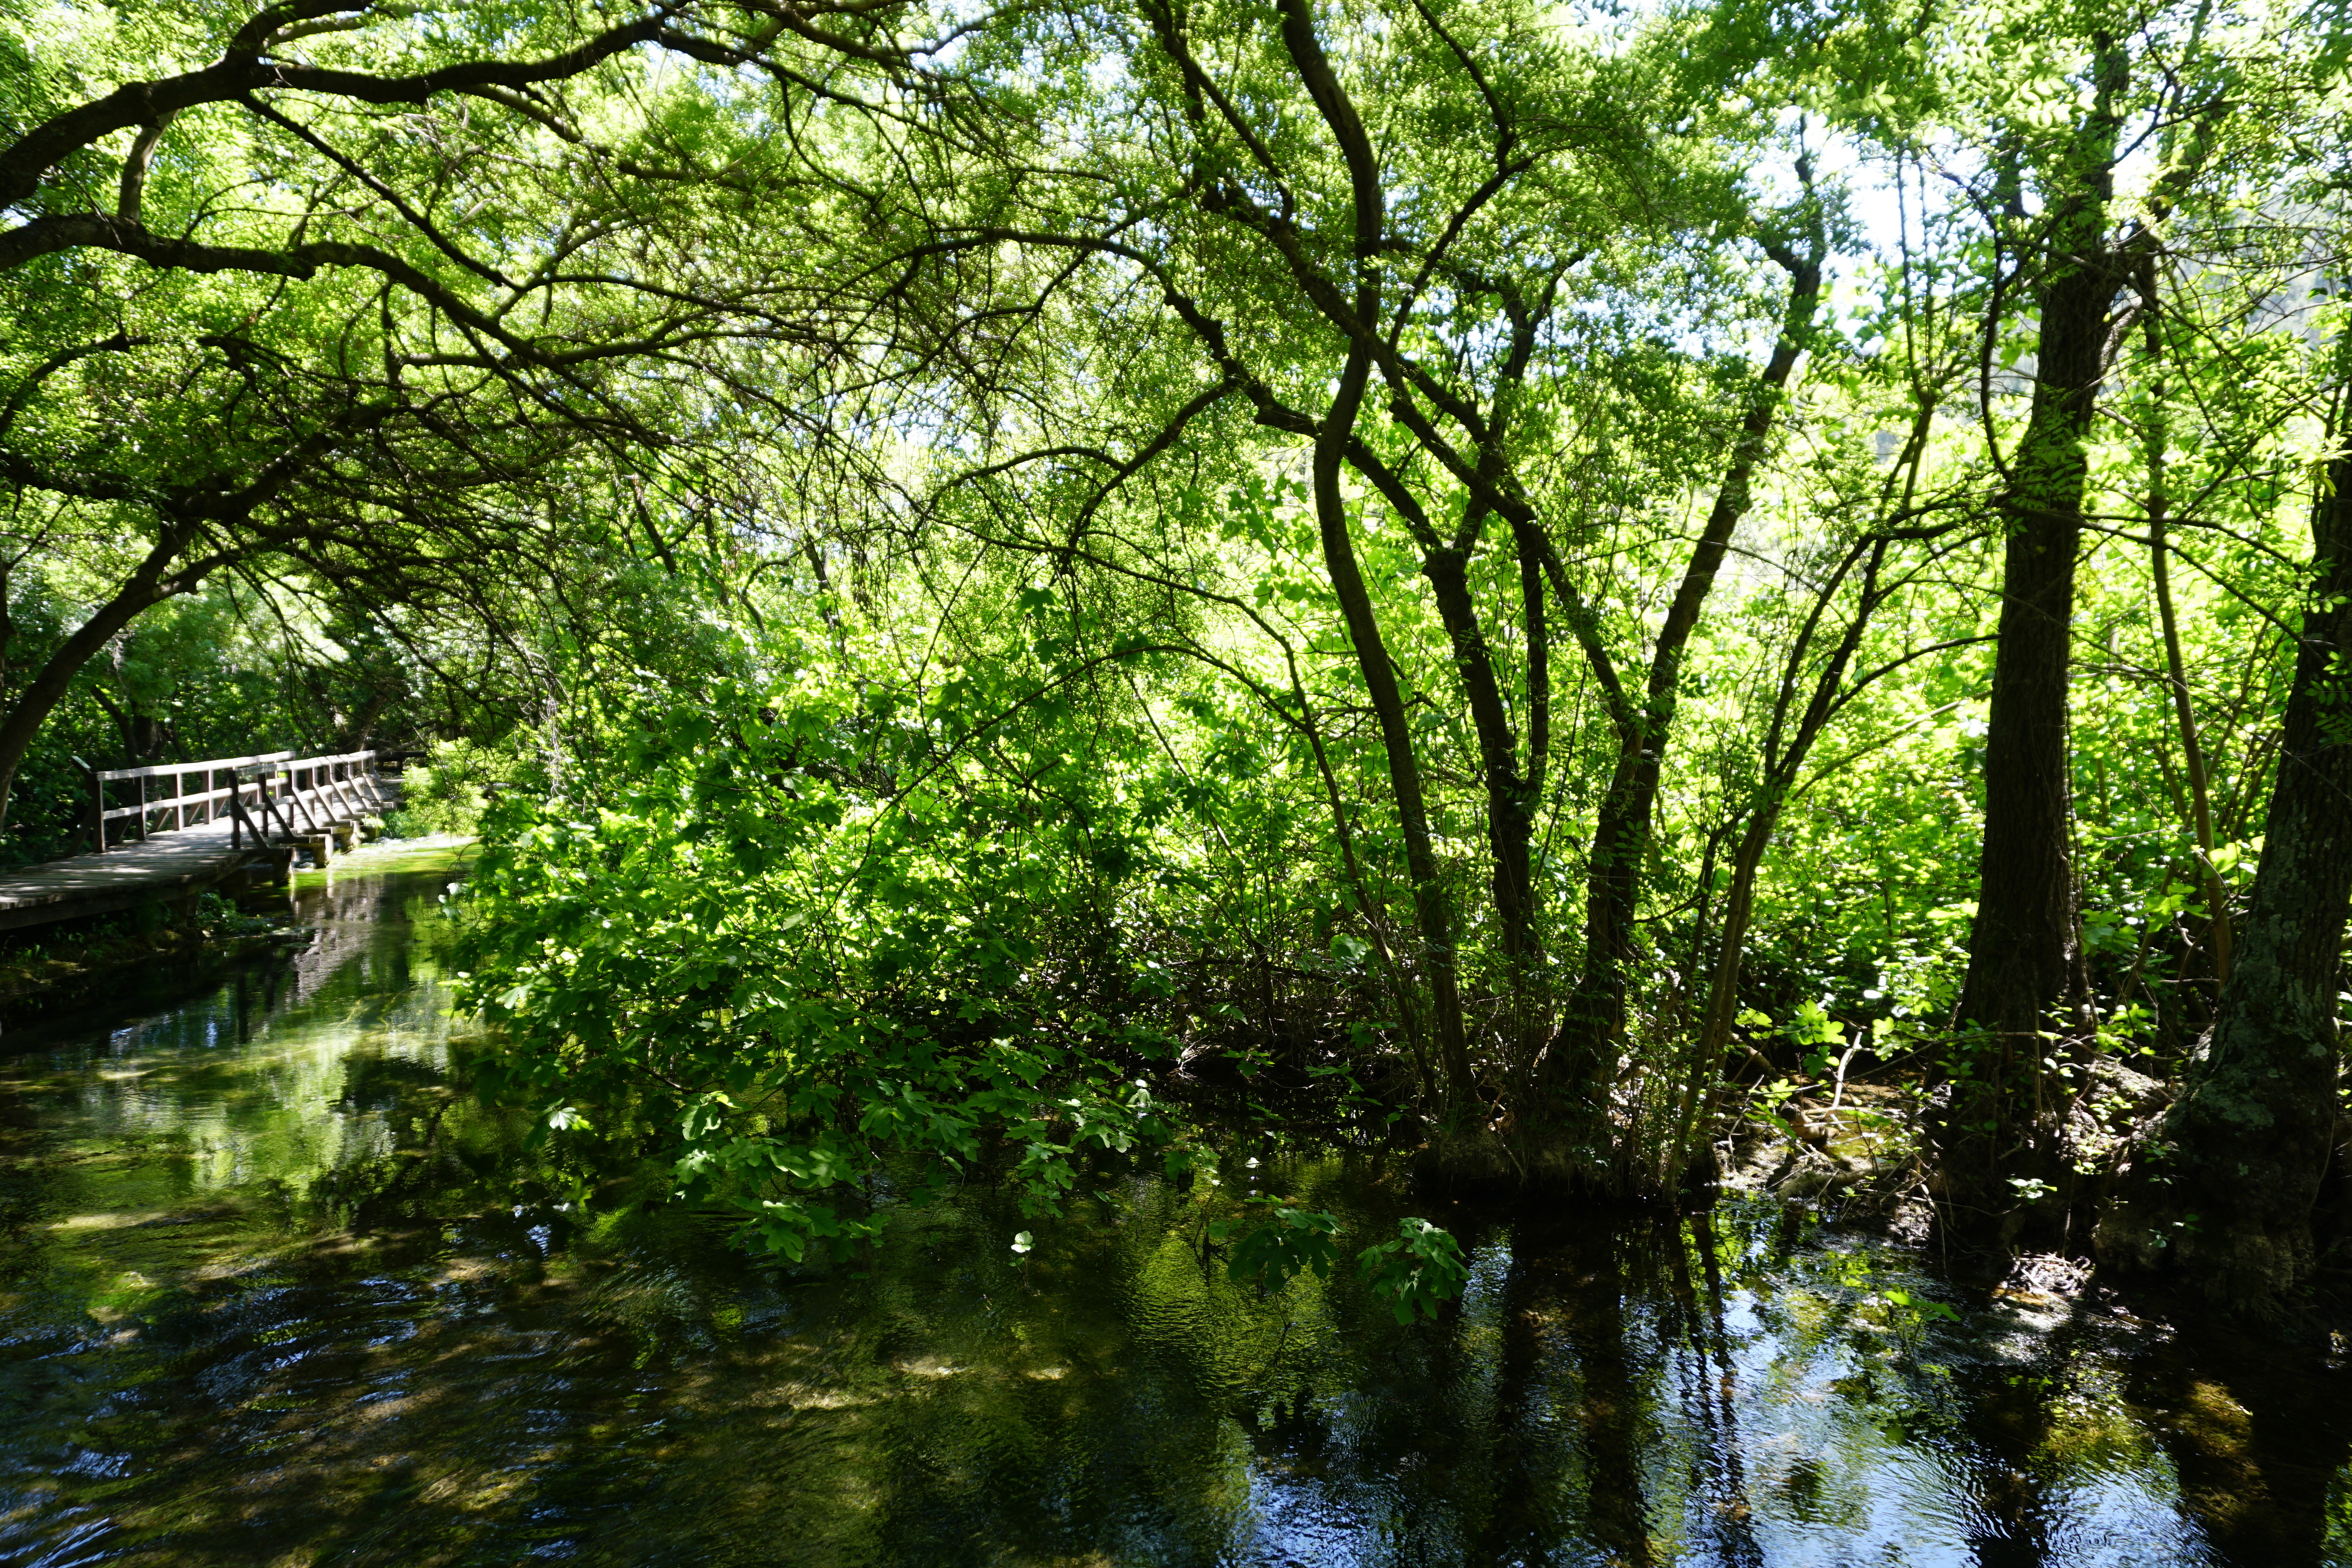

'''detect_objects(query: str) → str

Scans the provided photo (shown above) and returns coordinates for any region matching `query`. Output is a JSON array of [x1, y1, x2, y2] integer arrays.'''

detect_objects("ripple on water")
[[0, 860, 2344, 1565]]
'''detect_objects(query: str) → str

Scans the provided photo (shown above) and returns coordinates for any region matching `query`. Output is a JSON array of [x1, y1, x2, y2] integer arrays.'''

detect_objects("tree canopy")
[[5, 0, 2348, 1314]]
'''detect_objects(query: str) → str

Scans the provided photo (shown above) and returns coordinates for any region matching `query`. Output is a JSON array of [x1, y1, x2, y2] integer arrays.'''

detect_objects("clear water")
[[2, 850, 2348, 1566]]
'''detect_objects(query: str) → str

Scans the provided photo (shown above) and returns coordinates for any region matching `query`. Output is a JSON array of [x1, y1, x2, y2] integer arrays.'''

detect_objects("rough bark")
[[1932, 49, 2124, 1249], [2097, 455, 2352, 1307]]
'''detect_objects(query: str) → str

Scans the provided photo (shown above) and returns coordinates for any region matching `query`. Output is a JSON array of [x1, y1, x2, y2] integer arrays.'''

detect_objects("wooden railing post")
[[272, 764, 298, 837], [74, 757, 104, 852]]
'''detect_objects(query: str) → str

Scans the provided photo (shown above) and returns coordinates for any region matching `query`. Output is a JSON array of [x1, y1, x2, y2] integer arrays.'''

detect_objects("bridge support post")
[[75, 758, 103, 853]]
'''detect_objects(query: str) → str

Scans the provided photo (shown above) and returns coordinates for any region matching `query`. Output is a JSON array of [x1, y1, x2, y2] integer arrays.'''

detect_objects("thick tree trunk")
[[1931, 69, 2123, 1249], [1934, 395, 2099, 1241], [2097, 455, 2352, 1307]]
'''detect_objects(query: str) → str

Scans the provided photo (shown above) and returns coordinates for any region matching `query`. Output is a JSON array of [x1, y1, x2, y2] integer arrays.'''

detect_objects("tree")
[[842, 0, 1886, 1178], [2099, 440, 2352, 1305], [0, 0, 923, 837], [1546, 219, 1825, 1146], [1915, 0, 2251, 1250], [1920, 27, 2128, 1251]]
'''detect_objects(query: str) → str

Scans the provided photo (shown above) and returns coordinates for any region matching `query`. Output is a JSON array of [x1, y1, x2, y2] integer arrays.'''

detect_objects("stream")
[[2, 848, 2348, 1566]]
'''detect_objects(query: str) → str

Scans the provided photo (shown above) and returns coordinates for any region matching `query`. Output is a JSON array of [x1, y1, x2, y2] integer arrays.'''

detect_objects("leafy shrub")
[[195, 890, 278, 938], [383, 738, 535, 837], [454, 664, 1472, 1320]]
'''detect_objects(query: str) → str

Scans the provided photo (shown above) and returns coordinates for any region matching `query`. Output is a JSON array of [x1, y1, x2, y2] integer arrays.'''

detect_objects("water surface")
[[2, 850, 2347, 1566]]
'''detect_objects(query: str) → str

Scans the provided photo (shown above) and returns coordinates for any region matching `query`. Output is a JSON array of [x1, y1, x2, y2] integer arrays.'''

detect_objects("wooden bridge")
[[0, 749, 398, 933]]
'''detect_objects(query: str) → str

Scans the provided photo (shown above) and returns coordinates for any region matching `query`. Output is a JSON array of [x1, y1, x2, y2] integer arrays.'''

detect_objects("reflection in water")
[[0, 850, 2348, 1565]]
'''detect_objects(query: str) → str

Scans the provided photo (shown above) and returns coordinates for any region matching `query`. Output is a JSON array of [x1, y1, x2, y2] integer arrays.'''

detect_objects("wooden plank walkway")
[[0, 818, 262, 933], [2, 748, 400, 934]]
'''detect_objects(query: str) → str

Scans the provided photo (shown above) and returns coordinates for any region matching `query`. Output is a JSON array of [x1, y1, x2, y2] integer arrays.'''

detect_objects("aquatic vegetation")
[[2, 863, 2348, 1563]]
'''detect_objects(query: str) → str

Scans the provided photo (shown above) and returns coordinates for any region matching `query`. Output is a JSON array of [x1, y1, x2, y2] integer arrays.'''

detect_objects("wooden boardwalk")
[[1, 748, 397, 934], [0, 818, 262, 932]]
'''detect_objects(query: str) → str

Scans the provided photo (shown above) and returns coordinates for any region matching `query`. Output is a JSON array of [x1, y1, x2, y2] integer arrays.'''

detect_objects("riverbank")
[[0, 834, 473, 1032]]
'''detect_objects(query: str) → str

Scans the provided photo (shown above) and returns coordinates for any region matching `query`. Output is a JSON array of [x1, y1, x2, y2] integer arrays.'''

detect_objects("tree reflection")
[[2129, 1320, 2352, 1566]]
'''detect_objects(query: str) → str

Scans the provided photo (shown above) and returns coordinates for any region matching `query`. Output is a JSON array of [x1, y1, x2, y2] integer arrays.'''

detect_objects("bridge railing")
[[78, 748, 388, 853]]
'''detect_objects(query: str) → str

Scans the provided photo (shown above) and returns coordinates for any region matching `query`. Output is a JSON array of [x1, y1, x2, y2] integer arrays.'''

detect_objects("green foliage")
[[453, 593, 1474, 1300], [384, 738, 539, 839], [7, 0, 2347, 1313], [453, 653, 1167, 1263], [1356, 1218, 1472, 1324], [193, 890, 278, 938], [1217, 1202, 1343, 1293]]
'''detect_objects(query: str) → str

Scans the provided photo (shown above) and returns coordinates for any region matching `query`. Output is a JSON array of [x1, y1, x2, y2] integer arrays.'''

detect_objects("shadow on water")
[[1, 846, 2350, 1564]]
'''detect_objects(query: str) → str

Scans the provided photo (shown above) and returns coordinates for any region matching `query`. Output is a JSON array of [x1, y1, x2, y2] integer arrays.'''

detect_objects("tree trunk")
[[1313, 371, 1474, 1113], [2142, 275, 2232, 984], [1421, 543, 1536, 962], [1275, 0, 1476, 1118], [2098, 454, 2352, 1308], [1545, 249, 1820, 1141], [0, 529, 186, 833], [1931, 56, 2123, 1250], [338, 683, 398, 753]]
